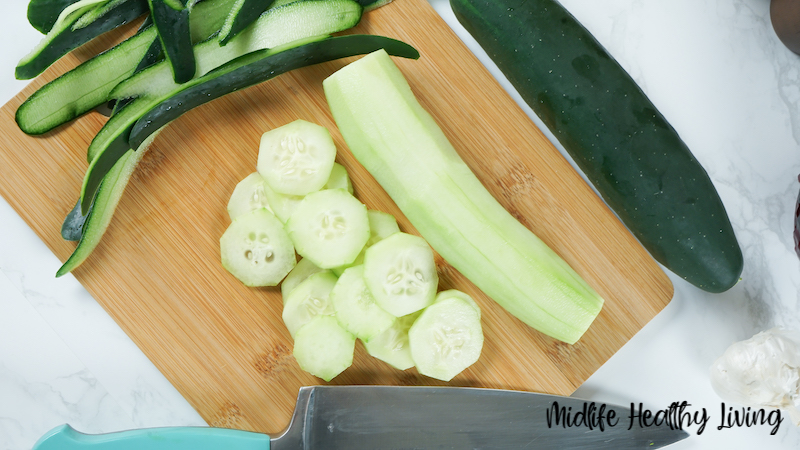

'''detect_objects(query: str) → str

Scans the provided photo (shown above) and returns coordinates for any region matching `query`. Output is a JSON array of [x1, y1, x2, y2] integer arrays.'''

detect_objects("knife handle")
[[33, 424, 271, 450]]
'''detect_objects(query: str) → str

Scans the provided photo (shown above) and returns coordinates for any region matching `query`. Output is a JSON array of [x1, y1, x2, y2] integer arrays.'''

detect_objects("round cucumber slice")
[[280, 257, 327, 299], [324, 162, 353, 193], [363, 311, 420, 370], [363, 232, 438, 317], [435, 289, 481, 319], [282, 271, 338, 338], [330, 209, 399, 276], [286, 189, 369, 269], [293, 315, 355, 382], [408, 297, 483, 381], [331, 265, 395, 340], [227, 172, 273, 220], [220, 208, 295, 287], [262, 182, 304, 223], [257, 119, 336, 196], [366, 209, 400, 246]]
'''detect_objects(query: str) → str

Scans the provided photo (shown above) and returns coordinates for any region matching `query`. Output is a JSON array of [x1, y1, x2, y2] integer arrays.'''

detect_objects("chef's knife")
[[33, 386, 689, 449]]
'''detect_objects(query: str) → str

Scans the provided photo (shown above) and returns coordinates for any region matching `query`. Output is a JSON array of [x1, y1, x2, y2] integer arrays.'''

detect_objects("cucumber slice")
[[435, 289, 480, 319], [363, 232, 437, 317], [265, 162, 352, 223], [331, 265, 394, 340], [227, 172, 273, 220], [286, 189, 369, 269], [256, 119, 337, 196], [330, 209, 398, 276], [292, 315, 355, 381], [280, 257, 327, 298], [323, 49, 602, 344], [282, 271, 338, 337], [262, 183, 304, 223], [324, 162, 353, 194], [219, 208, 296, 287], [366, 209, 399, 246], [363, 311, 419, 370], [408, 297, 483, 382]]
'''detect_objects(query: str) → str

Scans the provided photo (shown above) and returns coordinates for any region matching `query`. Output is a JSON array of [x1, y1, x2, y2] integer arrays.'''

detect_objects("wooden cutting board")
[[0, 0, 673, 433]]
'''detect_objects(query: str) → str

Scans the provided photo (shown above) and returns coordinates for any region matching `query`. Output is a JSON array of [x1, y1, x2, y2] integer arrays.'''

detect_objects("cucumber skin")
[[450, 0, 743, 293], [148, 0, 196, 83], [16, 0, 150, 80], [28, 0, 84, 33]]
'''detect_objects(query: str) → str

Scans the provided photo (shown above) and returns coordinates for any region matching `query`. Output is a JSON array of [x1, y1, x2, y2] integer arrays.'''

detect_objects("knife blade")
[[33, 386, 689, 450]]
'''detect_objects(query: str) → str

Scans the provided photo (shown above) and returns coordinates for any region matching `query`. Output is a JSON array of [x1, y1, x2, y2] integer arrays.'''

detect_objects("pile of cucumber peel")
[[13, 0, 418, 276]]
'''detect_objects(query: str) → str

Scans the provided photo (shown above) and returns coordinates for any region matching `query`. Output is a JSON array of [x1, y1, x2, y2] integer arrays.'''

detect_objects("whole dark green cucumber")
[[450, 0, 742, 293]]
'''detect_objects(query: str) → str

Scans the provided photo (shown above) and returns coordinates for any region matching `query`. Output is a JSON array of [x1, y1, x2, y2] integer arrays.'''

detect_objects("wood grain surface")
[[0, 0, 673, 433]]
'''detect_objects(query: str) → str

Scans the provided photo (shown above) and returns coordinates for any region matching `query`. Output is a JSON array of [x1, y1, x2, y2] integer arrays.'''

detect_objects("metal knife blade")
[[32, 386, 689, 450], [272, 386, 689, 450]]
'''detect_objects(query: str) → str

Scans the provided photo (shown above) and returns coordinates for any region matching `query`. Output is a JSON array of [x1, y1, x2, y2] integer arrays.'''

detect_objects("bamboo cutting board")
[[0, 0, 673, 433]]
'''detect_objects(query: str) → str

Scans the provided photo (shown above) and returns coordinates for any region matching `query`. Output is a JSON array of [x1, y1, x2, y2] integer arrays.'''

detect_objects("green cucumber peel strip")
[[16, 0, 148, 80], [216, 0, 388, 47], [61, 199, 91, 241], [27, 0, 84, 33], [57, 131, 158, 276], [148, 0, 196, 83], [15, 0, 238, 135], [16, 25, 158, 135], [218, 0, 276, 46], [110, 0, 361, 101], [128, 34, 419, 148], [49, 0, 109, 32], [80, 0, 368, 214]]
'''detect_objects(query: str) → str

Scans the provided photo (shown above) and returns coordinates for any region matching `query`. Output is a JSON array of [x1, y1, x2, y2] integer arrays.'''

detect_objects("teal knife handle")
[[33, 424, 271, 450]]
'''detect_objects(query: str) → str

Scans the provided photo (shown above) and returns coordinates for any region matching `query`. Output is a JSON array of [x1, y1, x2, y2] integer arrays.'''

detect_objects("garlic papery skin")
[[710, 328, 800, 425]]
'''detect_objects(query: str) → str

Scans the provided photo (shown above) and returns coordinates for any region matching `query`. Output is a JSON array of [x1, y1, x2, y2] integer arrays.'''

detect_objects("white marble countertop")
[[2, 0, 800, 448]]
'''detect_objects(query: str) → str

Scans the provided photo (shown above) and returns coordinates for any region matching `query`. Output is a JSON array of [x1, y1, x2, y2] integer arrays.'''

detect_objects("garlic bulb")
[[710, 328, 800, 425]]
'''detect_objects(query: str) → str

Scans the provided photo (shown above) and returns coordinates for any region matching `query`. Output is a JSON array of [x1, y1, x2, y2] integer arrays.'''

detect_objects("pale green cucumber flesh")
[[363, 311, 419, 370], [331, 265, 394, 340], [362, 232, 437, 317], [227, 172, 273, 220], [366, 209, 399, 246], [257, 119, 337, 196], [56, 132, 159, 277], [408, 297, 483, 382], [280, 258, 327, 299], [292, 315, 355, 381], [323, 50, 604, 344], [219, 208, 296, 287], [435, 289, 481, 319], [282, 271, 338, 338], [330, 209, 398, 276], [286, 189, 369, 269], [218, 0, 276, 45], [323, 163, 353, 193]]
